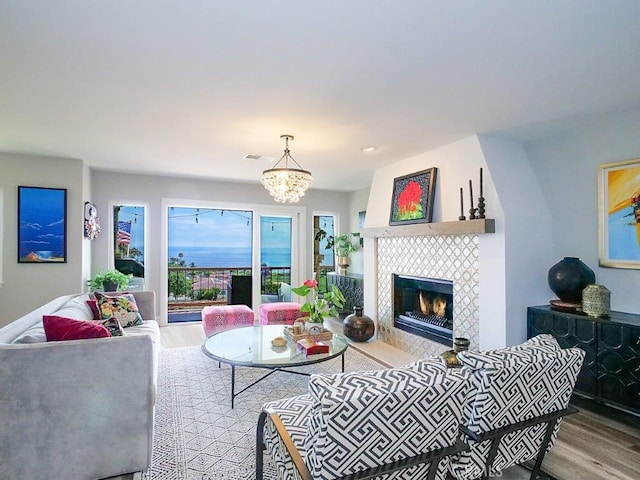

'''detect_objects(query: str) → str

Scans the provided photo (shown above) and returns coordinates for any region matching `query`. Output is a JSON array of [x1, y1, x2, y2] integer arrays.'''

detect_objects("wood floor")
[[159, 323, 640, 480], [542, 399, 640, 480]]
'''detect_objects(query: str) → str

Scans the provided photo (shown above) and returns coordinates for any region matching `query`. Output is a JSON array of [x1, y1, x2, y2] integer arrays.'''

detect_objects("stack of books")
[[296, 338, 330, 355]]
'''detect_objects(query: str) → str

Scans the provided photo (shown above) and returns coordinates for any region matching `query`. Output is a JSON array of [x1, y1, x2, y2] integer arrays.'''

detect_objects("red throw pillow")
[[86, 299, 101, 320], [43, 315, 112, 341]]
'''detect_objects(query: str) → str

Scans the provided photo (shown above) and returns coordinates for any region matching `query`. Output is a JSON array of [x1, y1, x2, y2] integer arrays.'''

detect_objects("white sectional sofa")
[[0, 290, 160, 480]]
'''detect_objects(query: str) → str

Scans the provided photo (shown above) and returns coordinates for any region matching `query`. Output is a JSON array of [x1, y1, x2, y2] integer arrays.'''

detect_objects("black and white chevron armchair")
[[256, 335, 585, 480], [449, 334, 586, 480], [256, 357, 472, 480]]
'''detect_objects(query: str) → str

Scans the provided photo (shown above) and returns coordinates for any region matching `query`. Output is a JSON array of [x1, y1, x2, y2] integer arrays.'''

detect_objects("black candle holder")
[[468, 207, 477, 220], [477, 197, 486, 219]]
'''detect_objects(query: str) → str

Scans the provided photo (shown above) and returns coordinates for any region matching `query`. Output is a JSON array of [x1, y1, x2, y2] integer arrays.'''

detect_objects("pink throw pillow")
[[43, 315, 112, 341]]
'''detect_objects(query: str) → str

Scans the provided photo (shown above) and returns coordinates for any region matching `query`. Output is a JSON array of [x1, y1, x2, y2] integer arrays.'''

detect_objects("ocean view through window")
[[166, 245, 291, 268], [167, 207, 294, 322]]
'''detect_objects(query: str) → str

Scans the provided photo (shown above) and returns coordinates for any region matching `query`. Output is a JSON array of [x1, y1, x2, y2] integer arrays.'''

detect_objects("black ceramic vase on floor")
[[547, 257, 595, 304], [343, 306, 375, 342]]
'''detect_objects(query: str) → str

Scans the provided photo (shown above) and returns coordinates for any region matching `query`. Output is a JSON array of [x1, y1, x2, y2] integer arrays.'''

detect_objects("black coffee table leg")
[[231, 364, 236, 409]]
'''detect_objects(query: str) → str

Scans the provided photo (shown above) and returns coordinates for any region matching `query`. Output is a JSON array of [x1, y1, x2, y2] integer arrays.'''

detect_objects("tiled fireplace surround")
[[375, 234, 479, 357]]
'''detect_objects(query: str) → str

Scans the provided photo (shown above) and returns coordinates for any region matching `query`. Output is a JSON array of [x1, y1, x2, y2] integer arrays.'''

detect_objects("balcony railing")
[[167, 266, 292, 311]]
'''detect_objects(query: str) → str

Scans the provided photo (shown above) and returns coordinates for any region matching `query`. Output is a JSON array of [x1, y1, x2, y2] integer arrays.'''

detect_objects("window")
[[113, 204, 146, 286], [314, 214, 335, 289]]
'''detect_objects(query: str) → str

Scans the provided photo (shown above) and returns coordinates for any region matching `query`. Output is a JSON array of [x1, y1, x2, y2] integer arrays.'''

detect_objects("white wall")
[[0, 153, 89, 326], [90, 170, 350, 317], [477, 136, 553, 345], [525, 109, 640, 314], [364, 135, 551, 348]]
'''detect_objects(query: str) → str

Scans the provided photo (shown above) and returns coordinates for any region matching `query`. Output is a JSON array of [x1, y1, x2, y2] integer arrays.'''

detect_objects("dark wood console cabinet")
[[527, 305, 640, 416], [327, 273, 363, 317]]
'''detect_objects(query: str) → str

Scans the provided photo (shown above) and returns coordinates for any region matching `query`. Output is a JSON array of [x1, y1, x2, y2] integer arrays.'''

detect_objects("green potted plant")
[[327, 232, 361, 275], [291, 279, 345, 332], [90, 269, 132, 292]]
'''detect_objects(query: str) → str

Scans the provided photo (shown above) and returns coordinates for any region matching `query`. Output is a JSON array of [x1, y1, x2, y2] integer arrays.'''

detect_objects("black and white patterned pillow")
[[450, 347, 585, 479], [457, 334, 560, 369], [308, 356, 447, 402], [305, 361, 468, 480]]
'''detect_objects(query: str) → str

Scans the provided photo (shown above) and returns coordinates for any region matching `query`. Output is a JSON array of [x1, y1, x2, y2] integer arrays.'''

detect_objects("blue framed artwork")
[[598, 158, 640, 269], [18, 186, 67, 263]]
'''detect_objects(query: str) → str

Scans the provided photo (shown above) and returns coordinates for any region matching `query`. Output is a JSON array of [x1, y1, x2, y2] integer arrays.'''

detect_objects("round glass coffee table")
[[202, 325, 349, 408]]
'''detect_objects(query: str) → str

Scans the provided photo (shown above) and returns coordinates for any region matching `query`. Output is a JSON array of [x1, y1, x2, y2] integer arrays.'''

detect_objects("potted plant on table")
[[89, 269, 132, 292], [326, 232, 361, 275], [292, 279, 345, 334]]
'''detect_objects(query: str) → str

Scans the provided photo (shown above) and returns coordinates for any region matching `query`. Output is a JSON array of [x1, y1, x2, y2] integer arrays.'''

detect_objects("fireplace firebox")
[[393, 274, 453, 346]]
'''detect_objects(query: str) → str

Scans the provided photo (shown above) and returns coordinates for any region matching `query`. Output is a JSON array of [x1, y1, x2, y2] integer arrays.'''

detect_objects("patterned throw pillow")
[[100, 317, 125, 337], [457, 334, 561, 370], [95, 292, 143, 328], [308, 356, 448, 403], [305, 360, 468, 480]]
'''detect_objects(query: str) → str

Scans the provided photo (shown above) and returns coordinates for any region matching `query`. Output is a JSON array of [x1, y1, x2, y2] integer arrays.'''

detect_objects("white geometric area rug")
[[143, 345, 385, 480]]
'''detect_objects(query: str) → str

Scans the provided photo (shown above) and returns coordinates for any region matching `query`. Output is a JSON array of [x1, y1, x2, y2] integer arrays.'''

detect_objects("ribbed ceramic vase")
[[582, 284, 611, 318], [547, 257, 595, 304]]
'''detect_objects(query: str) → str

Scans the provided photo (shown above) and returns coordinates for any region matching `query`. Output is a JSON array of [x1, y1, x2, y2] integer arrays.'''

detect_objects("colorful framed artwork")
[[389, 168, 438, 226], [598, 158, 640, 269], [18, 186, 67, 263]]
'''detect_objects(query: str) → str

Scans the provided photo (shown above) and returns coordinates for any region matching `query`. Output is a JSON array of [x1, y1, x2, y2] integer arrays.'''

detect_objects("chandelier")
[[261, 135, 313, 203]]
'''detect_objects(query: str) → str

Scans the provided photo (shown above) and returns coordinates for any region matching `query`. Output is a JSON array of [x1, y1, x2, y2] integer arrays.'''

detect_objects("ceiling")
[[1, 1, 640, 192]]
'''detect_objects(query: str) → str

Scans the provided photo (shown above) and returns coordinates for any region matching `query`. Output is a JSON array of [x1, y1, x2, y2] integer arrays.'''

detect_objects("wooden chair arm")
[[257, 407, 312, 480]]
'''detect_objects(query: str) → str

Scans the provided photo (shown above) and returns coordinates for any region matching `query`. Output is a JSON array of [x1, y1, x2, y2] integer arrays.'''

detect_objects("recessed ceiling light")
[[361, 146, 378, 153]]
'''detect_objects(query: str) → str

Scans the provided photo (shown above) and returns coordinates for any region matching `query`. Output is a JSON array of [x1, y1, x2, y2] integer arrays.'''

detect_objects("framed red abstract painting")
[[389, 168, 437, 226]]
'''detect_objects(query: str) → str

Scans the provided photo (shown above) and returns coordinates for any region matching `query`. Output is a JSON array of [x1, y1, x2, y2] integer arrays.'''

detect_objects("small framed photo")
[[598, 158, 640, 269], [18, 186, 67, 263], [389, 168, 437, 225]]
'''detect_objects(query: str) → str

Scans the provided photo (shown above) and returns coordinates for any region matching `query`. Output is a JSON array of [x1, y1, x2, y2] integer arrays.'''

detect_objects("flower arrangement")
[[291, 279, 345, 323]]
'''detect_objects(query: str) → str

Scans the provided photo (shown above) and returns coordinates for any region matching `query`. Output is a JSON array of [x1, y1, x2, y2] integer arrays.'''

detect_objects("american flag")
[[117, 221, 131, 245]]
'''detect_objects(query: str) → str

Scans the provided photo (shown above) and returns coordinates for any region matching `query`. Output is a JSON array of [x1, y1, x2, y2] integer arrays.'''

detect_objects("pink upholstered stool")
[[201, 304, 255, 337], [258, 302, 305, 326]]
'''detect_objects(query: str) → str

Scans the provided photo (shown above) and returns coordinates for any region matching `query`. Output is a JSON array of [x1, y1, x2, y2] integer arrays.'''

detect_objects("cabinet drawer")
[[597, 323, 640, 410]]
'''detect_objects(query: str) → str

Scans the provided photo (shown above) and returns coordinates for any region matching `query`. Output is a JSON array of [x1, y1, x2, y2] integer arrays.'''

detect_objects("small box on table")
[[296, 338, 330, 355]]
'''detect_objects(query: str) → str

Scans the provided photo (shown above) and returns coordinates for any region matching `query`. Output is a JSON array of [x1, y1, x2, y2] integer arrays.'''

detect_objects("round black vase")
[[547, 257, 595, 304], [343, 306, 375, 342]]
